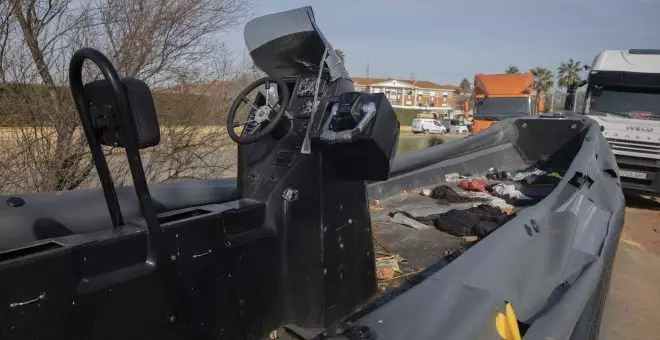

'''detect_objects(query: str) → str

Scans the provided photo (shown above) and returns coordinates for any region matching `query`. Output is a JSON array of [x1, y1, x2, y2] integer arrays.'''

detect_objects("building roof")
[[352, 77, 459, 90]]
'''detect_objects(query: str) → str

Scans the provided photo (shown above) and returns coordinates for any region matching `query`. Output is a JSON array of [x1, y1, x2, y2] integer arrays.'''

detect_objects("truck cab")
[[583, 49, 660, 195], [472, 73, 541, 134]]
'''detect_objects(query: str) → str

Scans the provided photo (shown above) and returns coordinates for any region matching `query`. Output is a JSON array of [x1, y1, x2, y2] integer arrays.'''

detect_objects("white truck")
[[582, 49, 660, 195]]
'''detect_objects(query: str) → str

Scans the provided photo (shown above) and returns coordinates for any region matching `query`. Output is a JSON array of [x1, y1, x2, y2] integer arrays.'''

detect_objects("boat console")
[[0, 7, 399, 339]]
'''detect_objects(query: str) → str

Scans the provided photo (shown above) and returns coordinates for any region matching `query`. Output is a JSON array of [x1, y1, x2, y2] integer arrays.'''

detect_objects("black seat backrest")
[[69, 47, 164, 263], [85, 78, 160, 149]]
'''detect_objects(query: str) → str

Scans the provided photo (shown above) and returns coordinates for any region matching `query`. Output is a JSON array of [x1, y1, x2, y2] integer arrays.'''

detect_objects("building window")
[[443, 92, 448, 97], [430, 91, 436, 96], [430, 103, 434, 107]]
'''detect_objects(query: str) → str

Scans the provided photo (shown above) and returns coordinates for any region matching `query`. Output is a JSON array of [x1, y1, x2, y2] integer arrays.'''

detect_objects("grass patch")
[[396, 135, 444, 155], [394, 108, 420, 126]]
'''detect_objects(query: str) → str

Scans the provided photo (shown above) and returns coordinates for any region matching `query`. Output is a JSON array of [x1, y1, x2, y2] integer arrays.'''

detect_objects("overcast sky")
[[225, 0, 660, 85]]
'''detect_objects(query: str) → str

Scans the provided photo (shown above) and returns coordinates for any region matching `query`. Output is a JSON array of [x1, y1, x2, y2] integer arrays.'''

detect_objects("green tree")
[[335, 49, 345, 64], [530, 67, 554, 113], [505, 65, 520, 74], [557, 59, 583, 89], [459, 78, 471, 95], [455, 78, 472, 111]]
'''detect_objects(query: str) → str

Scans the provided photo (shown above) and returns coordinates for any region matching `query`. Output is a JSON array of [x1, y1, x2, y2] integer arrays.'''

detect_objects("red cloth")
[[459, 178, 489, 192]]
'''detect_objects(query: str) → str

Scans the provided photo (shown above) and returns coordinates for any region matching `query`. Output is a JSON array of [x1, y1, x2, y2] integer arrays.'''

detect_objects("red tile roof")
[[352, 77, 458, 90]]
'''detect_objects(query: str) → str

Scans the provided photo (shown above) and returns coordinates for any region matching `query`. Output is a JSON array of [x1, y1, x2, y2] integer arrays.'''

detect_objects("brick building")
[[352, 77, 459, 110]]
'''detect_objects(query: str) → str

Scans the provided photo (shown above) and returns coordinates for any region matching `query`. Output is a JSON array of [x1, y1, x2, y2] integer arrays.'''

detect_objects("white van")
[[443, 119, 469, 134], [411, 118, 447, 134]]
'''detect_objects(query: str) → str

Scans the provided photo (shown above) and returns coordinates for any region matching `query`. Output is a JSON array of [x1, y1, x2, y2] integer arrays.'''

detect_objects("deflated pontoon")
[[0, 6, 624, 340]]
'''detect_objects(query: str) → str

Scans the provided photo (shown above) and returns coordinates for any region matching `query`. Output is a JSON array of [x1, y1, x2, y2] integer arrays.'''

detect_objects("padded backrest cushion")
[[84, 78, 160, 149]]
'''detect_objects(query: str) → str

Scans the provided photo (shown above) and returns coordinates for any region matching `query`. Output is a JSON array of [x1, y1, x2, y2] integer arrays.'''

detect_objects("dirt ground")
[[602, 195, 660, 339]]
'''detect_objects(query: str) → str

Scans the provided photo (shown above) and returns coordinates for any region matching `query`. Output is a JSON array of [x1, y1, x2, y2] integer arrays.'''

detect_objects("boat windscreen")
[[243, 6, 348, 80]]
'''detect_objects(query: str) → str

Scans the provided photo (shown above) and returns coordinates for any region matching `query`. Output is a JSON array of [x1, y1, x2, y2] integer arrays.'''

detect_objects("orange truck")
[[469, 73, 543, 133]]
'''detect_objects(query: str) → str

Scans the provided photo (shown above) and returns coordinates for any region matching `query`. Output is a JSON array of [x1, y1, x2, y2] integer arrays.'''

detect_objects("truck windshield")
[[589, 86, 660, 120], [475, 97, 531, 117]]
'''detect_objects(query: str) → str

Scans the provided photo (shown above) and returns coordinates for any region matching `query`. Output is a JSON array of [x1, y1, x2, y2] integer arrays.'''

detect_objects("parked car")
[[450, 124, 469, 134], [412, 118, 446, 134]]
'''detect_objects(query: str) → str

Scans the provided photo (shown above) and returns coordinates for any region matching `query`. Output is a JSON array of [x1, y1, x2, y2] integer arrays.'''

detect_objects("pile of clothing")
[[484, 167, 564, 204], [391, 166, 566, 241], [429, 185, 476, 203], [433, 204, 515, 237], [391, 204, 514, 238], [488, 183, 536, 207], [459, 177, 489, 192]]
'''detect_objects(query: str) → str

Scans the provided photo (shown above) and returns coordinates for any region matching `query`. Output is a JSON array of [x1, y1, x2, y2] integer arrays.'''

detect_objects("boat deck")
[[371, 192, 469, 275], [368, 179, 534, 292]]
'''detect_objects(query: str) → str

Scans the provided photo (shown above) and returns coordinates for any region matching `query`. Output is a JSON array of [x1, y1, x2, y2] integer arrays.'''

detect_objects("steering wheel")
[[227, 76, 290, 144]]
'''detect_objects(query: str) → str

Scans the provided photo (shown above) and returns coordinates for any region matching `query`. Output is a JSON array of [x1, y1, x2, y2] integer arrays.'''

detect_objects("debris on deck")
[[426, 185, 476, 203], [432, 205, 515, 237], [375, 255, 401, 280], [370, 166, 567, 293], [390, 212, 430, 230], [459, 177, 489, 192], [369, 200, 384, 211], [444, 172, 461, 182]]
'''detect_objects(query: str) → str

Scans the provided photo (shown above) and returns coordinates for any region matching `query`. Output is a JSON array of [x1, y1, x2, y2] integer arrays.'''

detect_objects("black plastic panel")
[[514, 117, 588, 170], [309, 92, 400, 181]]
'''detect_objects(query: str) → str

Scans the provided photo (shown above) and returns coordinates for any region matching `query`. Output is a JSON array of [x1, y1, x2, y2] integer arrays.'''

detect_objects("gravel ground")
[[602, 195, 660, 339]]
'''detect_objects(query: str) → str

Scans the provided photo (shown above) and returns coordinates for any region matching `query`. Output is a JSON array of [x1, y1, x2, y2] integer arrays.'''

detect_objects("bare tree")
[[95, 0, 249, 85], [7, 0, 90, 191], [0, 0, 253, 194], [0, 2, 12, 84]]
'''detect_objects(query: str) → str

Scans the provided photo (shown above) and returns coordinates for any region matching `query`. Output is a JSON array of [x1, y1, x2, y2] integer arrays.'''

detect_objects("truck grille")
[[606, 138, 660, 156], [615, 154, 660, 167], [610, 144, 660, 194]]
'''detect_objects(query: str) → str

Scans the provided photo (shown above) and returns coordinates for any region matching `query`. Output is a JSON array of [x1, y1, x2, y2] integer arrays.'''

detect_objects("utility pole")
[[366, 60, 370, 79]]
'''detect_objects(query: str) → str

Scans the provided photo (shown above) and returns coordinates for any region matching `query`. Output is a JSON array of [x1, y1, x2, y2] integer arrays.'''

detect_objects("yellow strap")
[[496, 302, 522, 340]]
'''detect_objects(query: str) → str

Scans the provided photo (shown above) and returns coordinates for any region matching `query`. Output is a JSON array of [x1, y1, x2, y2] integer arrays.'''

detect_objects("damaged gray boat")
[[0, 6, 624, 340]]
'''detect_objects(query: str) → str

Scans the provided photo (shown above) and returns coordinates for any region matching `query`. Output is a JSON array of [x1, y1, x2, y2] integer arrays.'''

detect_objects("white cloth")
[[491, 183, 532, 200], [510, 169, 546, 181]]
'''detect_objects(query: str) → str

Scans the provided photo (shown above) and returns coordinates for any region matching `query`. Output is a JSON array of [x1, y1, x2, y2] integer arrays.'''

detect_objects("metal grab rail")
[[68, 47, 164, 265]]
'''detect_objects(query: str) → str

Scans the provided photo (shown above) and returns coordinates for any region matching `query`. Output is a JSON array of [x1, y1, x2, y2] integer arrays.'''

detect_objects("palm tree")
[[335, 49, 345, 64], [557, 59, 583, 89], [505, 65, 520, 74], [530, 67, 554, 113]]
